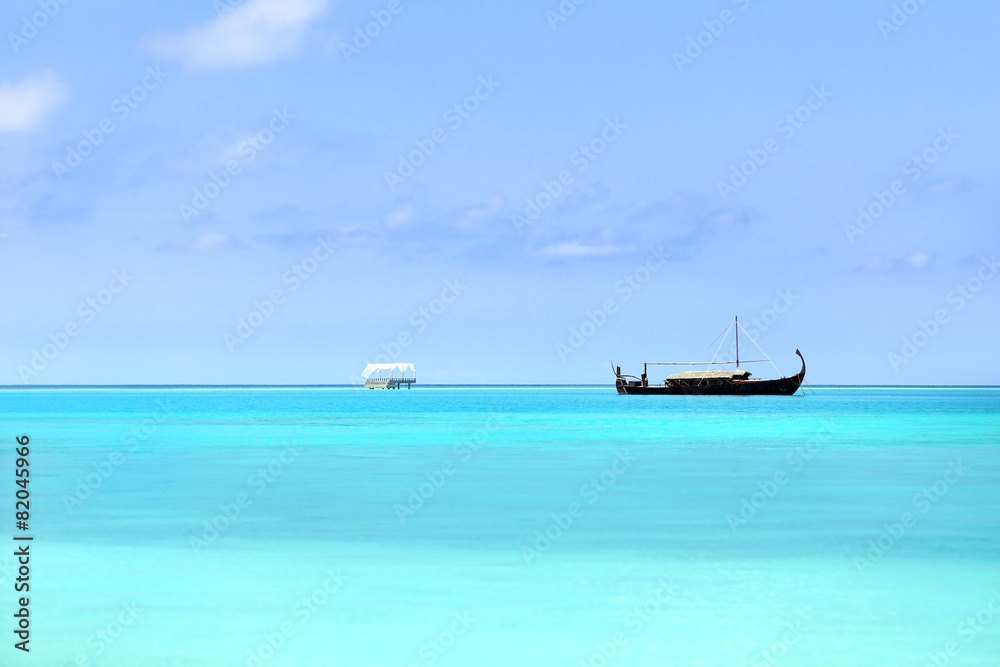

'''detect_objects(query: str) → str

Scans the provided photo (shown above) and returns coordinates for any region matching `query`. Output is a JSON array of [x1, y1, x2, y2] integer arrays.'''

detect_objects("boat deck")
[[364, 378, 416, 389]]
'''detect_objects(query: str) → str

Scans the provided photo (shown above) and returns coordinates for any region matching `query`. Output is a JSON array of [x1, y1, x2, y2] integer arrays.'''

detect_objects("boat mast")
[[735, 315, 739, 370]]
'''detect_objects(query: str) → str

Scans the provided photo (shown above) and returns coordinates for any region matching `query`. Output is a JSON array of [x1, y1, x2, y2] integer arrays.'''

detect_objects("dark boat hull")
[[616, 350, 806, 396], [617, 375, 801, 395]]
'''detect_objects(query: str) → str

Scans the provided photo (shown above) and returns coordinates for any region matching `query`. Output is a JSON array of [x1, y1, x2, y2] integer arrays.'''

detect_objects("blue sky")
[[1, 0, 997, 384]]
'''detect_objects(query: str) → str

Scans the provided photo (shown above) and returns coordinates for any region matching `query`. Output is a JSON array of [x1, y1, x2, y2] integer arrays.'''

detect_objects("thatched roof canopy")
[[667, 370, 751, 381]]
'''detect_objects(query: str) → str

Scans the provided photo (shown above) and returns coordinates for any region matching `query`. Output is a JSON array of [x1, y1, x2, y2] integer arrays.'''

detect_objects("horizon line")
[[1, 384, 998, 389]]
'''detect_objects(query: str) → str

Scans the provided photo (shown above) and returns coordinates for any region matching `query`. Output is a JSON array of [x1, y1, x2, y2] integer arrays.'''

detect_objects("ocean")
[[5, 386, 999, 666]]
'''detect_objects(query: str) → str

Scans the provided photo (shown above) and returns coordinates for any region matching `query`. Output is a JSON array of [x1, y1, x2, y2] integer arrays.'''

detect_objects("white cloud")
[[156, 231, 241, 253], [148, 0, 327, 69], [540, 240, 632, 258], [905, 251, 931, 269], [455, 196, 503, 231], [192, 231, 233, 251], [862, 255, 894, 272], [0, 70, 67, 132], [859, 251, 932, 272], [383, 203, 415, 229], [928, 177, 968, 196]]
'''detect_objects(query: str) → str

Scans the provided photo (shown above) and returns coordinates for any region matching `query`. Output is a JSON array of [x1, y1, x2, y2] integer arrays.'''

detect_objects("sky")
[[1, 0, 998, 385]]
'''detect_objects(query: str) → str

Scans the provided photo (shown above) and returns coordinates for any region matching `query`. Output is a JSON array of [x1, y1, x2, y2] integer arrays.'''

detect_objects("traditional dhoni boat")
[[614, 317, 805, 395]]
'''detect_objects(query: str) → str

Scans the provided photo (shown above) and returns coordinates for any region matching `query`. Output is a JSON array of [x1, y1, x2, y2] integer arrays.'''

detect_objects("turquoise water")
[[4, 386, 1000, 666]]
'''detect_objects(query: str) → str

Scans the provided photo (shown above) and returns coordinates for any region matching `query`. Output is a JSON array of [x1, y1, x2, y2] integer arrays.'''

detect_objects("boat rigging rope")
[[735, 320, 813, 394], [736, 321, 782, 378], [696, 320, 735, 369], [705, 320, 734, 371]]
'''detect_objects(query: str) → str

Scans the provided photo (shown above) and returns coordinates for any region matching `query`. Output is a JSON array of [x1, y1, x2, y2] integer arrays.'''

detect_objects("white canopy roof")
[[361, 363, 415, 379]]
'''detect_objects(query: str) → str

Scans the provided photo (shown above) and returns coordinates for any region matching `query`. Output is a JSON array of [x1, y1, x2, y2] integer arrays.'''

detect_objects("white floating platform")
[[364, 378, 415, 389]]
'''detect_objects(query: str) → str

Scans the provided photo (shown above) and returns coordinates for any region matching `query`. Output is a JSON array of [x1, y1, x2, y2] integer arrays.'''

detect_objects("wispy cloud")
[[905, 250, 931, 269], [539, 240, 633, 258], [0, 71, 67, 132], [256, 203, 309, 223], [383, 203, 415, 229], [147, 0, 328, 69], [455, 196, 504, 232], [857, 251, 933, 273], [192, 231, 235, 251], [925, 176, 970, 196], [157, 231, 242, 252]]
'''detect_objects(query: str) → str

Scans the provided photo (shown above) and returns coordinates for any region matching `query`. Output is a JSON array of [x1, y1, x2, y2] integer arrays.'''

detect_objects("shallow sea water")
[[3, 386, 999, 666]]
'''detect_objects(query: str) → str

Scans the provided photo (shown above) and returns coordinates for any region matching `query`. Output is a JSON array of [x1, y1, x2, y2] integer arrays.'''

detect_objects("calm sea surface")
[[3, 386, 999, 666]]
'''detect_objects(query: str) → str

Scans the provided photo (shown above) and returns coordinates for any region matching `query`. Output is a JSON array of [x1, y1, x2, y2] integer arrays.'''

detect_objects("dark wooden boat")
[[614, 317, 805, 396]]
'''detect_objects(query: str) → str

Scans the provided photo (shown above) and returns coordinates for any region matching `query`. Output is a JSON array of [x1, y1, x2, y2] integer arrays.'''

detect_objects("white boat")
[[361, 363, 416, 389]]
